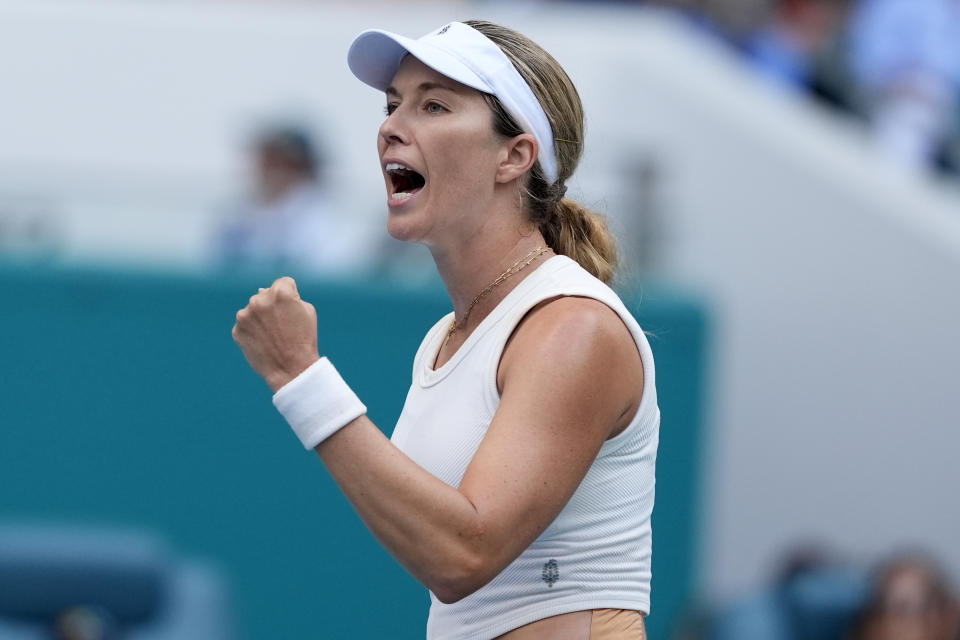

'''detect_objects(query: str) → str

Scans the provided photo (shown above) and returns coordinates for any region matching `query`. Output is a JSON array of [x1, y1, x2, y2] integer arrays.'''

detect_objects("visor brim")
[[347, 29, 492, 94]]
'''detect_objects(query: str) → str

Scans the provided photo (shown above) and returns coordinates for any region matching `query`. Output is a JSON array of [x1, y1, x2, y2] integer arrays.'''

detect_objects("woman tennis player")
[[233, 20, 659, 639]]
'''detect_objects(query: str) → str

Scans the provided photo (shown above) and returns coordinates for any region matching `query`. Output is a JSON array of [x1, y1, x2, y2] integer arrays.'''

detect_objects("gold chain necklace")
[[445, 246, 550, 343]]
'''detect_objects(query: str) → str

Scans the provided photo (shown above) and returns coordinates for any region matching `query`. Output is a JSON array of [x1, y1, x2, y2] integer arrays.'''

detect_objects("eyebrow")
[[385, 81, 460, 99]]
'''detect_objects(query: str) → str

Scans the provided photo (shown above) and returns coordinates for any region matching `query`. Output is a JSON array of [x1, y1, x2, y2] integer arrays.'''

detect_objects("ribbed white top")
[[391, 255, 660, 640]]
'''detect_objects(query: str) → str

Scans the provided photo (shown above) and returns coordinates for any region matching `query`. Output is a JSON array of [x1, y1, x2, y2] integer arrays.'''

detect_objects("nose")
[[379, 110, 408, 148]]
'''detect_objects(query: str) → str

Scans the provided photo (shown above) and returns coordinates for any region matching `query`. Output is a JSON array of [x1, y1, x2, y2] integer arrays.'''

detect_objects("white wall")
[[2, 0, 959, 603]]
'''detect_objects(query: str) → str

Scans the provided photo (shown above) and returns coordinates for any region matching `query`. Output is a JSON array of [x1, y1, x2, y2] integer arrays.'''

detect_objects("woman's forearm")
[[315, 415, 491, 603]]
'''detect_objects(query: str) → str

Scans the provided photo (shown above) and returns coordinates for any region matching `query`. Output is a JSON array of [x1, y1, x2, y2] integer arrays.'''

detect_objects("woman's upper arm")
[[456, 296, 644, 583]]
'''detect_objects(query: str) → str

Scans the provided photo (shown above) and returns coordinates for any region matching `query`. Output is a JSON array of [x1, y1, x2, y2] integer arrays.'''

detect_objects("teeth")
[[391, 192, 415, 200], [385, 162, 410, 172]]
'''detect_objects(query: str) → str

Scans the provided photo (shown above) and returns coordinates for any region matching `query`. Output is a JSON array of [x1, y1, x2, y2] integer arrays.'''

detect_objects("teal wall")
[[0, 261, 708, 640]]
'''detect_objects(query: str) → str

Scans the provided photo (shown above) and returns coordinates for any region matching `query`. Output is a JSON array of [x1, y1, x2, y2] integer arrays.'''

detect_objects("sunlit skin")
[[232, 53, 646, 639], [378, 56, 548, 340], [378, 58, 508, 247]]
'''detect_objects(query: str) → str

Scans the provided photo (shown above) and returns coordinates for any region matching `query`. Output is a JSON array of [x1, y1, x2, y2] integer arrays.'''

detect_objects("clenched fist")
[[232, 276, 320, 392]]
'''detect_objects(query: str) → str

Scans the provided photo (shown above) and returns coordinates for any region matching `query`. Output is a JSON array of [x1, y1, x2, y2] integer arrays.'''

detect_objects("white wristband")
[[272, 357, 367, 449]]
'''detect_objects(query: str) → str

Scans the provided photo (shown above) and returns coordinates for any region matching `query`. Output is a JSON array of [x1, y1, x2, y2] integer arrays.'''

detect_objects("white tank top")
[[391, 255, 660, 640]]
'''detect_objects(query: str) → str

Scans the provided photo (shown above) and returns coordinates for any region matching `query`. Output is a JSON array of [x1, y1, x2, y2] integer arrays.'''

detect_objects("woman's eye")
[[384, 103, 398, 116], [425, 102, 446, 114]]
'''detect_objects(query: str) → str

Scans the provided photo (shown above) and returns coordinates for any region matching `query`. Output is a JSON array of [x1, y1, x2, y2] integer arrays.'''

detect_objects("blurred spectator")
[[850, 552, 960, 640], [693, 547, 960, 640], [743, 0, 851, 93], [662, 0, 960, 177], [212, 125, 368, 275], [661, 0, 853, 98], [691, 543, 868, 640], [846, 0, 960, 171], [654, 0, 771, 44]]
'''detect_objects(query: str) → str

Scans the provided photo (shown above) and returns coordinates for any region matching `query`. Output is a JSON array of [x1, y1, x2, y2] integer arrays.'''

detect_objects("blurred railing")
[[0, 261, 709, 640]]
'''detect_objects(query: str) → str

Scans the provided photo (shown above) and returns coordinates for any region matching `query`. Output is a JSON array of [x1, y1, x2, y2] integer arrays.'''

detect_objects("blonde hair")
[[465, 19, 618, 285]]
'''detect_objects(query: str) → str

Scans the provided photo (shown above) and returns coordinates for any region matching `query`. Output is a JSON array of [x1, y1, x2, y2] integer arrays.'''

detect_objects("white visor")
[[347, 21, 558, 184]]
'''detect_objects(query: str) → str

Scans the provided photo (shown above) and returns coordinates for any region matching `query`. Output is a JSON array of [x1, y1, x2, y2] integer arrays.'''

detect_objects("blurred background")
[[1, 0, 958, 639]]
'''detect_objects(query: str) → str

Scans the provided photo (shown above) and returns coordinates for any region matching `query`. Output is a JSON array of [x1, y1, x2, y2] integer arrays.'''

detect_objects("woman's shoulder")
[[496, 293, 645, 434], [501, 294, 640, 386], [512, 295, 635, 356], [498, 257, 648, 396], [519, 256, 637, 335]]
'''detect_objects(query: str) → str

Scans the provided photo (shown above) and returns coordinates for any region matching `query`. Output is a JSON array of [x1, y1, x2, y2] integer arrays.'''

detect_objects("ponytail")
[[546, 198, 617, 285]]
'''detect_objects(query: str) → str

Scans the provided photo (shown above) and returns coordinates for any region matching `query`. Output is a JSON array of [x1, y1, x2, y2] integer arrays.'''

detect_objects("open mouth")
[[385, 162, 426, 203]]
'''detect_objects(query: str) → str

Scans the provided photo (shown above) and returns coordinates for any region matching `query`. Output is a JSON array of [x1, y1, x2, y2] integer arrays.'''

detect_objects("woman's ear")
[[495, 133, 538, 184]]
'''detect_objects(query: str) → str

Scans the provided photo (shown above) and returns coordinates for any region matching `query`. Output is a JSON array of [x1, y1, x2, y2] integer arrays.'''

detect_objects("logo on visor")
[[436, 24, 451, 35]]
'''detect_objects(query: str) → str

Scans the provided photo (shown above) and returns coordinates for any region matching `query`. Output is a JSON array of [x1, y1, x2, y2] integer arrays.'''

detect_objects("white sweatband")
[[272, 357, 367, 449]]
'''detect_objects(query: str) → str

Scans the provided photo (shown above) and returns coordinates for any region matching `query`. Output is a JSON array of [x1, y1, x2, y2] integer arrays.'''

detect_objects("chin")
[[386, 213, 425, 244]]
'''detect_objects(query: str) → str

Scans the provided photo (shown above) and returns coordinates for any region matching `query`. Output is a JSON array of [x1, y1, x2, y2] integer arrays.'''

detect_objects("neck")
[[431, 225, 551, 332]]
